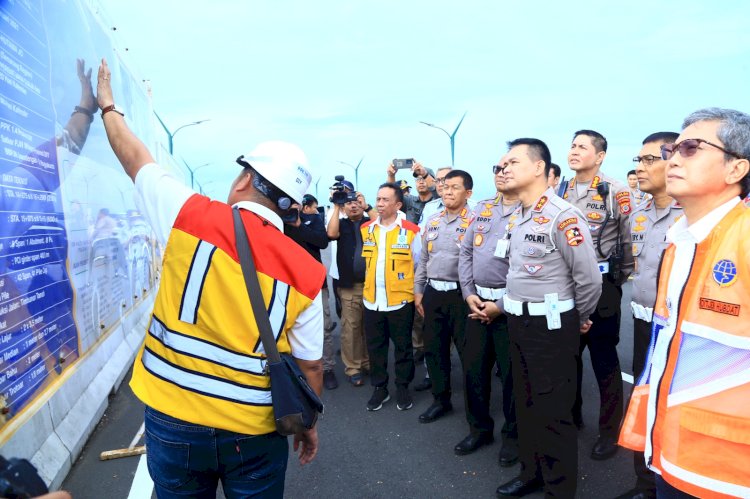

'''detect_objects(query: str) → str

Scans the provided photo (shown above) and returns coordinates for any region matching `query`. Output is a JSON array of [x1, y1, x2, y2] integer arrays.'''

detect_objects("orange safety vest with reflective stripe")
[[130, 195, 325, 435], [619, 202, 750, 498], [360, 219, 420, 306]]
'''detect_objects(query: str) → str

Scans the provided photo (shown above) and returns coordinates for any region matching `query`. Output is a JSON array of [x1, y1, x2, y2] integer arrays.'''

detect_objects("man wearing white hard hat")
[[95, 59, 325, 497]]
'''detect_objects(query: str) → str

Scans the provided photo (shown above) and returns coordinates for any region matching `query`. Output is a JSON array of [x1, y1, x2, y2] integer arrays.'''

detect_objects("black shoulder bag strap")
[[232, 207, 281, 364]]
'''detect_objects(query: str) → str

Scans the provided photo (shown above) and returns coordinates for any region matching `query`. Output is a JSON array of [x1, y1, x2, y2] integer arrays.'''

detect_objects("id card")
[[494, 238, 509, 258]]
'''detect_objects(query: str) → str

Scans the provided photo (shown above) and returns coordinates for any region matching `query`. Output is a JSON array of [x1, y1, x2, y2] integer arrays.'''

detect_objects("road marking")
[[622, 372, 634, 385], [129, 422, 145, 449], [128, 454, 153, 499]]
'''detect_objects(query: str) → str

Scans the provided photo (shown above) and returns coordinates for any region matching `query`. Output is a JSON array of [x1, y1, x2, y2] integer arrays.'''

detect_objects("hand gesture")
[[96, 58, 114, 110], [387, 162, 397, 176], [77, 58, 96, 111]]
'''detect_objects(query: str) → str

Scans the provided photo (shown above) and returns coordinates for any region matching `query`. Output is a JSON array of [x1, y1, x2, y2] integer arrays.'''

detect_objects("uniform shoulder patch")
[[565, 226, 584, 246], [558, 217, 578, 230]]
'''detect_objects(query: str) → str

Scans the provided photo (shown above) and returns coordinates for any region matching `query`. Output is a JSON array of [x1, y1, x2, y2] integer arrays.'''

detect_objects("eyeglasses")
[[436, 177, 447, 185], [492, 165, 505, 174], [660, 138, 746, 161], [632, 155, 662, 166]]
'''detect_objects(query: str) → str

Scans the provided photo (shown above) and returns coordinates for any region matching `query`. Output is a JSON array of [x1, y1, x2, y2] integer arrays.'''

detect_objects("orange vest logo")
[[712, 259, 738, 287]]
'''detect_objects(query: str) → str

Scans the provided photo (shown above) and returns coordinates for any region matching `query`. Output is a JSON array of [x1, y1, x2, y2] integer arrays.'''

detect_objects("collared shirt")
[[414, 203, 474, 294], [402, 191, 438, 224], [420, 197, 476, 228], [507, 187, 602, 323], [458, 194, 519, 300], [631, 199, 684, 308], [564, 171, 634, 284], [363, 212, 422, 312], [134, 162, 323, 360]]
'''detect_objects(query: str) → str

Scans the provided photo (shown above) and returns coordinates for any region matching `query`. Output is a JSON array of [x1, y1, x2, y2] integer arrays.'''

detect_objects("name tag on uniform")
[[495, 238, 509, 258]]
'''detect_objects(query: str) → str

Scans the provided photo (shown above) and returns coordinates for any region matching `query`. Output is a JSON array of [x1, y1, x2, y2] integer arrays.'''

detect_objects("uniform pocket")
[[521, 243, 546, 258]]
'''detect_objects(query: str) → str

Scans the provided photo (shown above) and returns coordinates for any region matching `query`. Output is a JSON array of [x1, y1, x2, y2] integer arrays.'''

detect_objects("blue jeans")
[[144, 406, 288, 498]]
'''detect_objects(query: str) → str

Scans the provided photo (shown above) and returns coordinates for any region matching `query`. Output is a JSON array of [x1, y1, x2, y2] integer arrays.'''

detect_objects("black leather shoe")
[[498, 438, 519, 467], [496, 476, 543, 497], [323, 370, 339, 390], [591, 434, 618, 460], [414, 377, 432, 392], [418, 400, 452, 423], [454, 432, 494, 455], [414, 348, 425, 363], [613, 488, 656, 499]]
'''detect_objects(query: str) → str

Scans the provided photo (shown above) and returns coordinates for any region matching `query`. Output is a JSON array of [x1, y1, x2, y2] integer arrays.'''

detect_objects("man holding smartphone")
[[387, 160, 438, 225]]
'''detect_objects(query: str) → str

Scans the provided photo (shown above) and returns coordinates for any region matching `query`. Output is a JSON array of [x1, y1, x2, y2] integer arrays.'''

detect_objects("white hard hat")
[[237, 140, 313, 204]]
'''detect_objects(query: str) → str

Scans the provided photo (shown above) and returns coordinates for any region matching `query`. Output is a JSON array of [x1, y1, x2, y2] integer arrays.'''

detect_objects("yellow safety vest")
[[360, 219, 420, 307], [130, 195, 325, 435]]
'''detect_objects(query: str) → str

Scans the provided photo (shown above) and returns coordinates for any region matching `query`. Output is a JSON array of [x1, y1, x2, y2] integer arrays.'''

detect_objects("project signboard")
[[0, 0, 159, 429]]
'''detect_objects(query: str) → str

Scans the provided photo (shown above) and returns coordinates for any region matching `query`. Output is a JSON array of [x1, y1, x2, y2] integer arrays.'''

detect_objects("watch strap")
[[100, 104, 124, 118]]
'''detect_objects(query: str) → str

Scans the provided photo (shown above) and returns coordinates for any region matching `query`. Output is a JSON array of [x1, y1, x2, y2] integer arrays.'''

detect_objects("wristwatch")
[[100, 104, 125, 118]]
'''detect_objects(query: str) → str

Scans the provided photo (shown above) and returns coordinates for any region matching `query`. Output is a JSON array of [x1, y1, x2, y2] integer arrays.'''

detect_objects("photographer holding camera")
[[387, 160, 439, 224]]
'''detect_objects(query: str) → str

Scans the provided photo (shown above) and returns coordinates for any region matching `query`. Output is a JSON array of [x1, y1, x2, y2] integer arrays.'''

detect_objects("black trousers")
[[364, 304, 415, 388], [632, 317, 656, 495], [574, 280, 624, 436], [509, 309, 579, 498], [422, 286, 467, 402], [463, 310, 517, 439]]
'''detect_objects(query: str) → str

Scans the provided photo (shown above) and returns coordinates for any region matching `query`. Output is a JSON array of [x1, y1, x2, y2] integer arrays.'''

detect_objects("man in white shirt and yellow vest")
[[361, 183, 421, 412], [619, 108, 750, 498], [96, 59, 325, 498]]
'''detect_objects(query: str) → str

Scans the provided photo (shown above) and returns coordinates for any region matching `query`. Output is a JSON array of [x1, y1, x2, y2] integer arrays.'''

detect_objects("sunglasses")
[[660, 138, 746, 161], [413, 173, 428, 180], [632, 155, 662, 166], [492, 165, 505, 174]]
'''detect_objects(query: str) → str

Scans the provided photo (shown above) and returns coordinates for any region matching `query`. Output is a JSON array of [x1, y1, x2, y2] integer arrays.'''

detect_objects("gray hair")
[[683, 107, 750, 197]]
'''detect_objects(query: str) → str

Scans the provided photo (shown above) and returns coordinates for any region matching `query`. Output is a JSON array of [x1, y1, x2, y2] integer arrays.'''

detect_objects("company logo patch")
[[617, 191, 632, 215], [699, 297, 740, 316], [524, 264, 543, 274], [533, 216, 550, 225], [558, 217, 578, 230], [712, 259, 737, 287]]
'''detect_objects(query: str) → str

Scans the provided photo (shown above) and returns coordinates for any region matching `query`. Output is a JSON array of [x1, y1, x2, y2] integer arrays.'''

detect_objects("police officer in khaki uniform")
[[495, 138, 601, 498], [615, 132, 682, 499], [457, 160, 520, 462], [414, 170, 474, 425], [565, 129, 633, 460]]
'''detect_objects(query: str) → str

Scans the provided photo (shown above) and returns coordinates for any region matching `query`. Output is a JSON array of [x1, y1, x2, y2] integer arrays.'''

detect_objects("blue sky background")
[[100, 1, 750, 202]]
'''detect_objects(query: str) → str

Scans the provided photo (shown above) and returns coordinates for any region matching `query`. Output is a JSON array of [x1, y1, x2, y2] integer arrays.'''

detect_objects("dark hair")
[[642, 131, 679, 145], [627, 170, 636, 176], [574, 129, 608, 153], [506, 138, 552, 175], [378, 182, 404, 205], [302, 194, 318, 206], [549, 163, 561, 178], [445, 169, 473, 190]]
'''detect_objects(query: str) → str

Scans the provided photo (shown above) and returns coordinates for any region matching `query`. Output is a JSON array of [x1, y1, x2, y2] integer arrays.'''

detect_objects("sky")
[[99, 0, 750, 203]]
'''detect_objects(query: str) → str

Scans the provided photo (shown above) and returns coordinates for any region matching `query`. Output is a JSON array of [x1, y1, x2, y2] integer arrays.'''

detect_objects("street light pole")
[[337, 157, 364, 189], [182, 161, 211, 189], [419, 111, 467, 166], [154, 112, 210, 155]]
